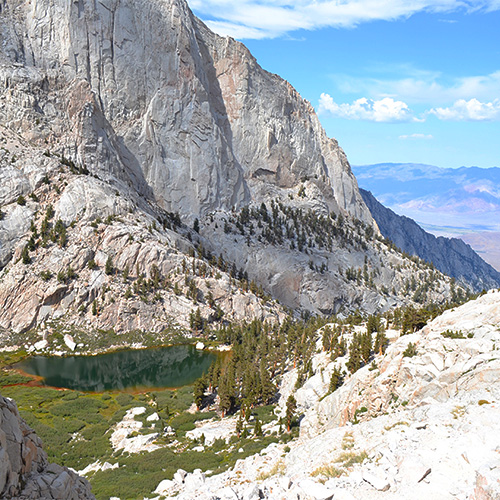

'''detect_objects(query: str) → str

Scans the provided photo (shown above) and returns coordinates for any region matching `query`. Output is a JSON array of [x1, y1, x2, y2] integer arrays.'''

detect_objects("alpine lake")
[[15, 344, 217, 392]]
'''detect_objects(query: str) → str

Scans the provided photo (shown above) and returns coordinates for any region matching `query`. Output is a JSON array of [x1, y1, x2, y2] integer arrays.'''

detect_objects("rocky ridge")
[[360, 188, 500, 292], [148, 290, 500, 500], [0, 393, 95, 499]]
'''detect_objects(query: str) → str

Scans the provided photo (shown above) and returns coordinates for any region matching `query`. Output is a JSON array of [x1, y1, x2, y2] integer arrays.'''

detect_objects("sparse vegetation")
[[451, 405, 466, 419], [257, 460, 286, 480], [312, 447, 368, 481], [441, 329, 466, 339], [403, 342, 417, 358]]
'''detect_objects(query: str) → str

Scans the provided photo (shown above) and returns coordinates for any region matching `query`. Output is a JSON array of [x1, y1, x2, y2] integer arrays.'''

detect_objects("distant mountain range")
[[352, 163, 500, 233], [360, 189, 500, 290], [353, 163, 500, 271]]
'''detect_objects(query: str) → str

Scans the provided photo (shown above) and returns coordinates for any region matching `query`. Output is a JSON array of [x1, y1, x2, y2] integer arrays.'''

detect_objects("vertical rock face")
[[0, 394, 95, 499], [0, 0, 372, 223]]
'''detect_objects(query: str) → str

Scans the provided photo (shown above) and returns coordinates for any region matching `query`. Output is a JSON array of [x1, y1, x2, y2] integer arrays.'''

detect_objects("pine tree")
[[403, 342, 417, 358], [218, 376, 233, 418], [259, 361, 275, 405], [374, 329, 388, 355], [105, 255, 114, 275], [193, 377, 207, 410], [190, 308, 203, 333], [207, 358, 222, 391], [242, 368, 259, 409], [286, 395, 297, 432], [218, 363, 236, 417], [328, 366, 343, 393], [322, 325, 332, 351], [360, 332, 372, 365], [21, 245, 31, 265], [59, 225, 67, 247], [236, 415, 243, 438], [27, 235, 36, 251], [254, 417, 263, 437], [366, 314, 381, 334], [347, 334, 362, 374]]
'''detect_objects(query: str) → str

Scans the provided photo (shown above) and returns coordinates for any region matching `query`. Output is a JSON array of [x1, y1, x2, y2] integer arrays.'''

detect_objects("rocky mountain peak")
[[1, 0, 371, 224]]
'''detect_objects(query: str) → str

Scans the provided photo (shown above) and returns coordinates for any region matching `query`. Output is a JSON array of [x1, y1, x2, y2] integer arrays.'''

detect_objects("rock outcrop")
[[361, 188, 500, 291], [0, 394, 95, 499]]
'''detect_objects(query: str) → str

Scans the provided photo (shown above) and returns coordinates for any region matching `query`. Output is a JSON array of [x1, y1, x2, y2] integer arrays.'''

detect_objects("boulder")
[[174, 469, 187, 484], [362, 472, 391, 492], [64, 334, 77, 351], [0, 395, 95, 499], [242, 483, 261, 500], [298, 479, 335, 500], [154, 479, 177, 496]]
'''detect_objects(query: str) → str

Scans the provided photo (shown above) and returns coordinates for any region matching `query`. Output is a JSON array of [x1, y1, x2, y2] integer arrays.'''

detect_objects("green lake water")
[[16, 345, 216, 392]]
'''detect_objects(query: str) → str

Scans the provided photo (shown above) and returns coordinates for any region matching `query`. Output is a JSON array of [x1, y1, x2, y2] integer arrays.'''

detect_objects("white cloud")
[[188, 1, 500, 39], [399, 133, 434, 140], [429, 98, 500, 121], [331, 70, 500, 105], [318, 94, 415, 122]]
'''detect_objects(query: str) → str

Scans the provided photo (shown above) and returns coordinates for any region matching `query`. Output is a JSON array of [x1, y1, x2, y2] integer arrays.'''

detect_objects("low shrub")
[[403, 342, 417, 357]]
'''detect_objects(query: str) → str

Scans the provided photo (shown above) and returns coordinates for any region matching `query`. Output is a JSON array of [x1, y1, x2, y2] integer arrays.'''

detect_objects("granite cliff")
[[1, 0, 370, 223]]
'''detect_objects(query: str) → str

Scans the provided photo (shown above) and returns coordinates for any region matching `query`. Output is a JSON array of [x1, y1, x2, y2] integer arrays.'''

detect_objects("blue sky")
[[188, 1, 500, 168]]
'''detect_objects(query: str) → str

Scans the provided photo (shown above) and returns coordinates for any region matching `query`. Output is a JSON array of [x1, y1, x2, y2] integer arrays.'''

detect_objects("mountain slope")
[[360, 188, 500, 291], [461, 231, 500, 272], [0, 0, 462, 336], [141, 291, 500, 499]]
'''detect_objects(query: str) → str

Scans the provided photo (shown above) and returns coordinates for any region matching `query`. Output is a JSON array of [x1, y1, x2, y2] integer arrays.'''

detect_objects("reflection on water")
[[17, 345, 216, 391]]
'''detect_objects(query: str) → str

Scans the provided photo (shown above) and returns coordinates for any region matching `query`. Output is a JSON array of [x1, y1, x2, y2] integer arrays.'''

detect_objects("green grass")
[[151, 385, 194, 415], [250, 404, 276, 424], [170, 411, 217, 434], [88, 432, 281, 500], [0, 350, 34, 387], [0, 385, 144, 469], [0, 369, 34, 386]]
